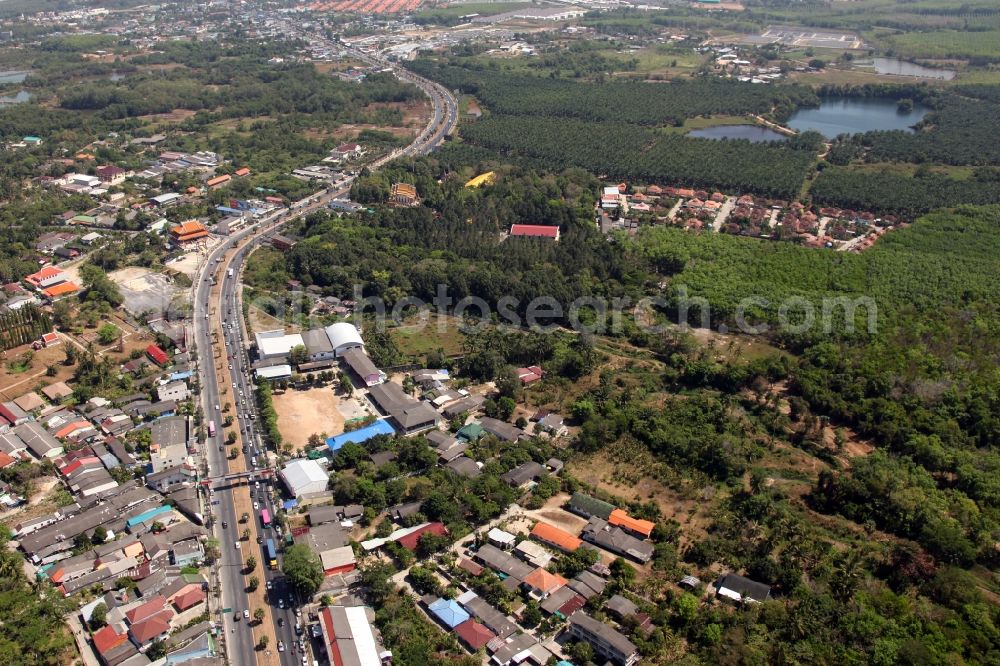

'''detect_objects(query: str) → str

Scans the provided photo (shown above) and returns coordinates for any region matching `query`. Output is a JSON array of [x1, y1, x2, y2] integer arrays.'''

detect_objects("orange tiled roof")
[[523, 567, 567, 593], [42, 281, 80, 298], [608, 509, 655, 538], [530, 522, 582, 552]]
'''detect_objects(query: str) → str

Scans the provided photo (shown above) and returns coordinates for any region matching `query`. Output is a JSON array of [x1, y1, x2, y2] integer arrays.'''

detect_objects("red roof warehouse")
[[510, 224, 560, 241], [396, 522, 448, 551], [145, 344, 169, 366]]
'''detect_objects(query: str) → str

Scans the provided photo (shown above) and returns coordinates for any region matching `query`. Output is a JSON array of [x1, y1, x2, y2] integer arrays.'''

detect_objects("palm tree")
[[248, 576, 259, 592], [253, 607, 265, 624], [245, 555, 256, 572]]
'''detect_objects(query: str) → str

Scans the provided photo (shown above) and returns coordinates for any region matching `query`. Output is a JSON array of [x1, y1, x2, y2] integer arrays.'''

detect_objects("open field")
[[388, 312, 466, 358], [271, 386, 346, 452], [110, 266, 185, 316], [886, 29, 1000, 60]]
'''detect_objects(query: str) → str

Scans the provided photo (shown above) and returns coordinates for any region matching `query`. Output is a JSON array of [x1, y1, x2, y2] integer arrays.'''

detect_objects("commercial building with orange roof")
[[169, 220, 209, 243], [25, 266, 67, 289], [530, 521, 582, 553], [206, 174, 231, 189], [42, 281, 81, 300], [608, 509, 655, 539]]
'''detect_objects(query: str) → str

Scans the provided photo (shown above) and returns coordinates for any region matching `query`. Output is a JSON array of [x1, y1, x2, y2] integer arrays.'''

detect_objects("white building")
[[324, 322, 364, 358], [254, 329, 305, 361], [280, 459, 329, 498]]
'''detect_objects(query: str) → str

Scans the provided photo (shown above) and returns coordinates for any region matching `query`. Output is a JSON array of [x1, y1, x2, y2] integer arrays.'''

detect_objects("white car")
[[243, 609, 250, 619], [235, 541, 241, 550], [253, 502, 259, 510], [278, 599, 285, 609]]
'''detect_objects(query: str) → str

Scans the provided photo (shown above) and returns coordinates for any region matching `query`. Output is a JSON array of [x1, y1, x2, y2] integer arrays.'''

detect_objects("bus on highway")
[[265, 538, 277, 570], [207, 421, 216, 438], [260, 508, 271, 527]]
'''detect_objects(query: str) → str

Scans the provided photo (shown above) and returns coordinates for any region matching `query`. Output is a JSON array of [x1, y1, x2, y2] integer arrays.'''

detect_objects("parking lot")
[[742, 25, 864, 50]]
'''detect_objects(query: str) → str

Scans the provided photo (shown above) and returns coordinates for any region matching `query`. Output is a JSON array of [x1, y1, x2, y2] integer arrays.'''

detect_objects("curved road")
[[192, 53, 456, 666]]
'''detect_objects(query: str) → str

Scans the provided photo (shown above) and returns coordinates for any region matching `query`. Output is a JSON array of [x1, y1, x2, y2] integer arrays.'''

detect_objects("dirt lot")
[[568, 450, 714, 548], [271, 386, 346, 452], [110, 266, 185, 316]]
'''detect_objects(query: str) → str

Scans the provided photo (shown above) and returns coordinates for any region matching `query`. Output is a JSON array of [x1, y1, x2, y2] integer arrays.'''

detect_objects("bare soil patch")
[[271, 387, 346, 453]]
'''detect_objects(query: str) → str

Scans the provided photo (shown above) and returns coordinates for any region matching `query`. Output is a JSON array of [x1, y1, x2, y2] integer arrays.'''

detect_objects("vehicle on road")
[[234, 541, 241, 550], [221, 521, 227, 529], [266, 538, 278, 570], [243, 609, 250, 619], [278, 641, 285, 652]]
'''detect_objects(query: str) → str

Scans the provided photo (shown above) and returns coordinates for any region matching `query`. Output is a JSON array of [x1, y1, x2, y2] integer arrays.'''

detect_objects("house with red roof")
[[517, 366, 544, 385], [396, 522, 448, 551], [0, 452, 17, 469], [92, 625, 128, 657], [510, 224, 560, 241], [171, 586, 206, 612], [38, 331, 61, 348], [126, 596, 168, 625], [146, 344, 169, 367], [128, 613, 171, 648], [234, 167, 251, 177], [454, 619, 496, 651], [523, 567, 567, 600]]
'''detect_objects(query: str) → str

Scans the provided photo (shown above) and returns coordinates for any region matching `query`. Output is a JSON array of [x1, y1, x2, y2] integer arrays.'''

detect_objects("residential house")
[[501, 461, 545, 488], [568, 612, 640, 666], [530, 522, 582, 553], [367, 382, 440, 435], [715, 572, 770, 604], [581, 517, 653, 563]]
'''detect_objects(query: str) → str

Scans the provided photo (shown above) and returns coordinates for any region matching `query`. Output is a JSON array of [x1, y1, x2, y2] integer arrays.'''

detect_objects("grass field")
[[411, 1, 531, 19], [886, 30, 1000, 60], [388, 312, 466, 358]]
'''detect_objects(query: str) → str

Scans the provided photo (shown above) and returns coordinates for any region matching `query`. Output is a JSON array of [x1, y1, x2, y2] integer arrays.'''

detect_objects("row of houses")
[[463, 527, 641, 666]]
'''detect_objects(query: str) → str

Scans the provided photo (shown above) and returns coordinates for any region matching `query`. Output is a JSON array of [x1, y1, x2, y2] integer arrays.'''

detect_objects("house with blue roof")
[[428, 597, 470, 629], [326, 419, 396, 452]]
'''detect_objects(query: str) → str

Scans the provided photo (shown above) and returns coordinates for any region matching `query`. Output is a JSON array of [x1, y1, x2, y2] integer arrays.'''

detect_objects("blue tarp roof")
[[428, 598, 470, 629], [126, 504, 171, 528], [216, 206, 243, 215], [326, 419, 396, 451], [283, 499, 298, 511], [170, 370, 193, 381]]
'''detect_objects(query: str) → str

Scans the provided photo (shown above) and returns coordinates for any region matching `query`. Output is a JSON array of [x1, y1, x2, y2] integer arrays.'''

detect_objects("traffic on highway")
[[192, 32, 457, 666]]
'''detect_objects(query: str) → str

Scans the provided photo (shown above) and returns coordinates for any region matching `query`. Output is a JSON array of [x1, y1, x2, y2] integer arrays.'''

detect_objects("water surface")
[[689, 124, 788, 142], [788, 96, 928, 138]]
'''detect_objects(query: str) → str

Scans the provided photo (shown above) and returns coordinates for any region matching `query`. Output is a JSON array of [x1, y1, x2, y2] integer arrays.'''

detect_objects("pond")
[[688, 124, 788, 142], [865, 57, 955, 81], [0, 70, 28, 84], [0, 90, 31, 106], [787, 96, 929, 138]]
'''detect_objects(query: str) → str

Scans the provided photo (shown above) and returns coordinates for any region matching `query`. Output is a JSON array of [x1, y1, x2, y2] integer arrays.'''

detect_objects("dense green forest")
[[810, 167, 1000, 217], [406, 61, 819, 126], [457, 115, 820, 198]]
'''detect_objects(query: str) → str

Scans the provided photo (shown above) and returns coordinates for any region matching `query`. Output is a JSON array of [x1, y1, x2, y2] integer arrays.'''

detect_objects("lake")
[[0, 70, 28, 84], [0, 90, 31, 106], [688, 124, 788, 142], [865, 57, 955, 81], [787, 96, 929, 138]]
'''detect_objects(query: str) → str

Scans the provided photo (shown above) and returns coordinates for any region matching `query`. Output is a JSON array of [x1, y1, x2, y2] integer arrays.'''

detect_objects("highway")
[[192, 40, 457, 666]]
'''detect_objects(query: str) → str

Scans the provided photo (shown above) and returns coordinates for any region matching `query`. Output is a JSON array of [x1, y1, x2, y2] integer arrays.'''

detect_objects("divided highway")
[[193, 56, 457, 666]]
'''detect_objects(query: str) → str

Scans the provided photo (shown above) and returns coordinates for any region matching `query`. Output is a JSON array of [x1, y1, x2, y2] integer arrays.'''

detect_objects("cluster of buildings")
[[0, 332, 218, 663], [599, 183, 891, 250], [21, 265, 80, 302], [435, 523, 641, 665]]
